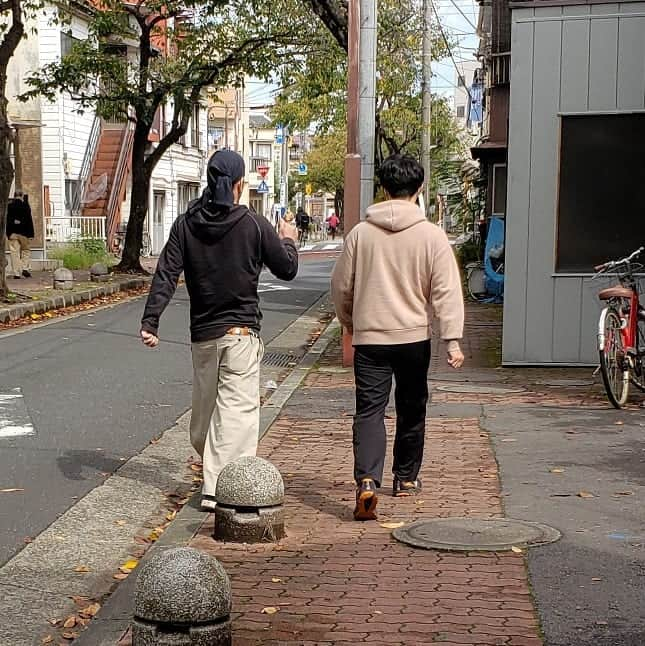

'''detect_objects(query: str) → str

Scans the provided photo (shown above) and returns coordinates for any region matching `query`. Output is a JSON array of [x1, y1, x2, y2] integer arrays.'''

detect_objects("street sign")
[[275, 126, 284, 145], [298, 162, 308, 176], [305, 183, 312, 196], [256, 180, 269, 194], [257, 165, 269, 179]]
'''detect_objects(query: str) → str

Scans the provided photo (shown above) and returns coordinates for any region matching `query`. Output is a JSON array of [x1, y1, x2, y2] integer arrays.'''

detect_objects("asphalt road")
[[0, 257, 334, 566]]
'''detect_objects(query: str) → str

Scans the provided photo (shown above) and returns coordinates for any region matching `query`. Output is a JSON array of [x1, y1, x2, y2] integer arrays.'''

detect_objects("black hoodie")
[[141, 198, 298, 342]]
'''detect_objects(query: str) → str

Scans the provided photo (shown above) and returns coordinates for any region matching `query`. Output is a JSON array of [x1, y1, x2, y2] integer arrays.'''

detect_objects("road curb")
[[0, 277, 147, 324], [73, 315, 341, 645]]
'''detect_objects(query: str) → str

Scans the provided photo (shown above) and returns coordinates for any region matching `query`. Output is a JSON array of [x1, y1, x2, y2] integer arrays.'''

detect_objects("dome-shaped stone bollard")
[[132, 547, 232, 645], [53, 267, 74, 290], [90, 262, 110, 282], [214, 456, 285, 543]]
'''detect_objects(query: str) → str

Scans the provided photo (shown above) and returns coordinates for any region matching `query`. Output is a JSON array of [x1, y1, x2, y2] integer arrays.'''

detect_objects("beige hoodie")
[[331, 200, 464, 348]]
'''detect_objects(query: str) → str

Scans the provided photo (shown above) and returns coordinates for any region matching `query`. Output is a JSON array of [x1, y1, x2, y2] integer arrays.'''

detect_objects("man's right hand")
[[279, 218, 298, 241], [141, 329, 159, 348]]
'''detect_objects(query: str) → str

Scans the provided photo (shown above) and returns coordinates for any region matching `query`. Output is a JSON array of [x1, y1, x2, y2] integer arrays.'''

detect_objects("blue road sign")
[[298, 162, 308, 175], [256, 180, 270, 194]]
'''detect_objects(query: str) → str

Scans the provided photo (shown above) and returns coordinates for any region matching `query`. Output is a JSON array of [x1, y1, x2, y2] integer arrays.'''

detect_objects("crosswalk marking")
[[322, 244, 339, 250], [0, 388, 35, 438], [258, 282, 291, 293]]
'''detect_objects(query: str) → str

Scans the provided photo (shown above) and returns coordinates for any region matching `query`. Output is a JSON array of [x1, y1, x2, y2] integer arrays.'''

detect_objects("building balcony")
[[249, 157, 270, 173], [489, 52, 510, 86]]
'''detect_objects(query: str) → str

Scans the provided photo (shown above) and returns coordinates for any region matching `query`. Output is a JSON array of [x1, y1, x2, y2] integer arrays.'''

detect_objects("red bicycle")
[[595, 246, 645, 408]]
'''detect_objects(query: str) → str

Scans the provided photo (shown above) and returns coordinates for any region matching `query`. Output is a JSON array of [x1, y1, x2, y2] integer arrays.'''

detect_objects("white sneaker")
[[200, 495, 217, 512]]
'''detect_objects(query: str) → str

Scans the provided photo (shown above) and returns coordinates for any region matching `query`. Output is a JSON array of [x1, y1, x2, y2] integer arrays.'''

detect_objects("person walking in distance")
[[331, 154, 465, 521], [140, 150, 299, 511], [327, 212, 340, 240], [6, 191, 34, 279]]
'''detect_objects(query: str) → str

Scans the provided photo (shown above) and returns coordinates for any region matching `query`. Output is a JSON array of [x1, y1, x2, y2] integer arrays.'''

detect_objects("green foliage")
[[304, 129, 345, 194], [50, 239, 112, 271], [434, 158, 486, 231], [454, 240, 480, 274]]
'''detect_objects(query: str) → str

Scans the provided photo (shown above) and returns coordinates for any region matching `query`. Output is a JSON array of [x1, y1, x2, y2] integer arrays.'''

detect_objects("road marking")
[[322, 244, 339, 250], [258, 283, 291, 293], [0, 388, 35, 438], [299, 244, 315, 251]]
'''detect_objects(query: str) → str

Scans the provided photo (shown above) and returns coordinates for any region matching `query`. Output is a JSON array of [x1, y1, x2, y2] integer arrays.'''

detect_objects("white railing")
[[46, 216, 107, 243]]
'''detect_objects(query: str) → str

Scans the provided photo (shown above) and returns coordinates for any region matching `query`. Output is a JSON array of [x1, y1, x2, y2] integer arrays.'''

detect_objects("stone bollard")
[[215, 456, 285, 543], [90, 262, 110, 282], [53, 268, 74, 290], [132, 547, 232, 645]]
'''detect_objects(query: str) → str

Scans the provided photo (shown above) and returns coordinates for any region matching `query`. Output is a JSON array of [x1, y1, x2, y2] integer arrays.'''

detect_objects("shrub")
[[50, 238, 112, 271]]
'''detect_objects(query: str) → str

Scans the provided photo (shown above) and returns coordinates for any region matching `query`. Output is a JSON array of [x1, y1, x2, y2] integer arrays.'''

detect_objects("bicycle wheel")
[[630, 318, 645, 392], [598, 307, 630, 408], [467, 264, 486, 300]]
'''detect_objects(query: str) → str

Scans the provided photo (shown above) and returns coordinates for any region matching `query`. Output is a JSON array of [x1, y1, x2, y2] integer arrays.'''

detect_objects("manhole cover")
[[535, 379, 594, 387], [262, 352, 297, 368], [392, 518, 561, 552], [435, 384, 525, 395]]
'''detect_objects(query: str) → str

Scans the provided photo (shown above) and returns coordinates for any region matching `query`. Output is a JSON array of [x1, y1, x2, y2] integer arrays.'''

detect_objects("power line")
[[445, 0, 477, 30]]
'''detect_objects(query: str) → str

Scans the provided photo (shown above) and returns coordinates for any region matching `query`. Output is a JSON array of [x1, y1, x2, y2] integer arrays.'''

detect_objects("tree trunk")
[[113, 125, 150, 274], [0, 91, 14, 300]]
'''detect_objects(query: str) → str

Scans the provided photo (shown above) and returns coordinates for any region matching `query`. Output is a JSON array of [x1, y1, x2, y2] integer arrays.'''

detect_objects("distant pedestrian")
[[331, 154, 465, 521], [295, 206, 310, 247], [6, 191, 34, 279], [140, 150, 299, 511], [327, 212, 340, 240]]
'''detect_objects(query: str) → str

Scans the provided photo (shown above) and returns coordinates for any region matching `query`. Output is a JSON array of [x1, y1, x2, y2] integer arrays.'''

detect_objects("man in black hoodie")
[[6, 191, 34, 279], [140, 150, 298, 510]]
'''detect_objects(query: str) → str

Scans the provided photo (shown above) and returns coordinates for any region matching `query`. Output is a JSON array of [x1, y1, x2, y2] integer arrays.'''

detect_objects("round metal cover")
[[392, 517, 561, 552], [435, 384, 525, 394]]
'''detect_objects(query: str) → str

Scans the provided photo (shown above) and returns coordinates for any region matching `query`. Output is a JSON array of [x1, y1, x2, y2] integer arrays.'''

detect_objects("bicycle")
[[594, 246, 645, 408], [112, 226, 152, 258]]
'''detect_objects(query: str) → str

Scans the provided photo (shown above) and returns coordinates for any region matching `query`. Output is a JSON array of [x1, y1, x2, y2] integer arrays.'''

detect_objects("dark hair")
[[377, 154, 424, 199]]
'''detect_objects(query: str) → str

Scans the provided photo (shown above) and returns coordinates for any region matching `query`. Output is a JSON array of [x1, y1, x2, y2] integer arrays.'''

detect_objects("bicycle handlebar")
[[594, 246, 645, 273]]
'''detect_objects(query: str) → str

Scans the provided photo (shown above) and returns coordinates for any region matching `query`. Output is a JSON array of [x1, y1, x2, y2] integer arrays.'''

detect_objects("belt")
[[225, 326, 258, 337]]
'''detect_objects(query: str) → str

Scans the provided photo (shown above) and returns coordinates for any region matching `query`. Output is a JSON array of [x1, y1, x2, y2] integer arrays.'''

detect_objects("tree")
[[24, 0, 304, 273], [0, 0, 37, 299], [303, 129, 345, 226]]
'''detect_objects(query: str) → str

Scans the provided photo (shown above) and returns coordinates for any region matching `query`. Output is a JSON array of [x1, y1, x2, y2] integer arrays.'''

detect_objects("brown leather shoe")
[[354, 478, 378, 521], [393, 476, 423, 497]]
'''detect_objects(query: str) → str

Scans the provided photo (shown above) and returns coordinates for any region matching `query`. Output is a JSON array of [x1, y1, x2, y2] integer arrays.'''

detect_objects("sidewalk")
[[110, 302, 638, 646]]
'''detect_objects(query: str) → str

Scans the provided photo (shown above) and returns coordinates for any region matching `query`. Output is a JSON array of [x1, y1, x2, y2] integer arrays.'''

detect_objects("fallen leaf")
[[69, 596, 89, 606], [134, 536, 150, 545], [113, 572, 129, 580], [271, 577, 283, 583], [578, 491, 595, 498], [47, 619, 60, 626], [190, 464, 202, 472], [166, 510, 177, 522], [115, 520, 127, 526], [550, 468, 565, 474], [42, 636, 54, 644], [62, 633, 79, 640], [261, 606, 279, 615], [591, 577, 602, 582], [79, 602, 101, 618], [415, 500, 425, 505], [379, 522, 405, 529], [0, 488, 24, 493], [614, 491, 634, 496], [119, 559, 139, 574], [511, 546, 524, 554], [73, 565, 91, 573], [63, 616, 77, 629], [614, 421, 624, 426]]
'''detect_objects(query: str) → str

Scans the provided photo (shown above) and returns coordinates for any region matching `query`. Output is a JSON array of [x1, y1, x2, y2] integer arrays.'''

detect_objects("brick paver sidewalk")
[[184, 308, 544, 646]]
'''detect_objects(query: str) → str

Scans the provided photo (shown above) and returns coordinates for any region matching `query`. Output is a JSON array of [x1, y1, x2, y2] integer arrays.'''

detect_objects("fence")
[[45, 216, 107, 244]]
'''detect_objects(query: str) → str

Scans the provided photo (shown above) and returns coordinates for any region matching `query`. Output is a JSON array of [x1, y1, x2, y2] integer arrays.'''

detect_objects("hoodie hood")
[[365, 200, 426, 232], [185, 199, 248, 243]]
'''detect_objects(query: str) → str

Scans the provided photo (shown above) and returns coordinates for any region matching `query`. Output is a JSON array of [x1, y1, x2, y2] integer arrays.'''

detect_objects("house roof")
[[250, 114, 272, 129]]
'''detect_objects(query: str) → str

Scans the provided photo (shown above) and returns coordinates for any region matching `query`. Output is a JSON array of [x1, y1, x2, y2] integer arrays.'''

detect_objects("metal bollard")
[[132, 547, 232, 645], [214, 456, 285, 543]]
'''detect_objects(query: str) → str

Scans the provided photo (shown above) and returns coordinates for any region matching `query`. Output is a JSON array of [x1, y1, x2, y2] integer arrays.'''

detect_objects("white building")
[[247, 112, 278, 220]]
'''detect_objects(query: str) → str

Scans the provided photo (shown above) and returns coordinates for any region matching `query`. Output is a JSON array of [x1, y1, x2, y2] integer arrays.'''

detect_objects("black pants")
[[353, 340, 431, 487]]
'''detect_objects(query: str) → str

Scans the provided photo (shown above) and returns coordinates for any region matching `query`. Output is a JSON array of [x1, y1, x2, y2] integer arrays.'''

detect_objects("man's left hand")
[[447, 348, 464, 369], [141, 329, 159, 348]]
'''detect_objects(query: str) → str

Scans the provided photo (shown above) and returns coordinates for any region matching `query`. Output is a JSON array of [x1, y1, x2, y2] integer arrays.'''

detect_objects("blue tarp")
[[483, 216, 504, 302]]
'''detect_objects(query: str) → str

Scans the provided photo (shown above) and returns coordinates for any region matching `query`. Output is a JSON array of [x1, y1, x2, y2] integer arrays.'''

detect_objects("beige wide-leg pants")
[[8, 234, 31, 277], [190, 334, 264, 496]]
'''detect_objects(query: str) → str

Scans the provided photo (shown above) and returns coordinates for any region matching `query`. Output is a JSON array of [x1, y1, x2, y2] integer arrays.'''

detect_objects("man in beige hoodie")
[[331, 154, 465, 521]]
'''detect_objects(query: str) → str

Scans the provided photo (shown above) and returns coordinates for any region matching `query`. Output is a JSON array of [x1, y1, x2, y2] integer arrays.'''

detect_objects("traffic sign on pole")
[[298, 162, 308, 176], [257, 166, 269, 179], [257, 180, 270, 194]]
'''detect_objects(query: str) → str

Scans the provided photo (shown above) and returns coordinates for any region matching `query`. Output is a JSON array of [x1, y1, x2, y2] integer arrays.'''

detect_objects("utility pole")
[[358, 0, 377, 218], [421, 0, 433, 219], [280, 125, 289, 213]]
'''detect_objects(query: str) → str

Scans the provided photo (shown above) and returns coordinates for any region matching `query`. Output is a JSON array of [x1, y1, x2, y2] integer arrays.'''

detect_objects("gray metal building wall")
[[503, 1, 645, 365]]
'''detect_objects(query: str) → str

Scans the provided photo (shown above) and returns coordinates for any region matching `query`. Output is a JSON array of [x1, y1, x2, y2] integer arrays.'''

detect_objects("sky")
[[244, 0, 481, 112]]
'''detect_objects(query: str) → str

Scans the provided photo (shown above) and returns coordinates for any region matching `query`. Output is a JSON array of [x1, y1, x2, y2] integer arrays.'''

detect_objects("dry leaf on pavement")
[[261, 607, 279, 615], [550, 468, 565, 474], [47, 619, 60, 626], [578, 491, 595, 498], [73, 565, 91, 573], [62, 632, 79, 640], [113, 572, 129, 580], [119, 559, 139, 574], [271, 577, 283, 583], [379, 522, 405, 529], [0, 488, 24, 493], [62, 616, 77, 629], [511, 546, 524, 554], [41, 636, 54, 644], [79, 603, 101, 618]]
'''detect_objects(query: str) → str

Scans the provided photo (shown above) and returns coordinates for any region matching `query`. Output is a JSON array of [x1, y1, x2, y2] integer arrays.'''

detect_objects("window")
[[456, 105, 465, 119], [254, 143, 272, 160], [556, 114, 645, 273], [60, 31, 81, 58], [65, 178, 79, 213], [191, 104, 200, 149], [177, 182, 200, 215], [491, 164, 507, 217]]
